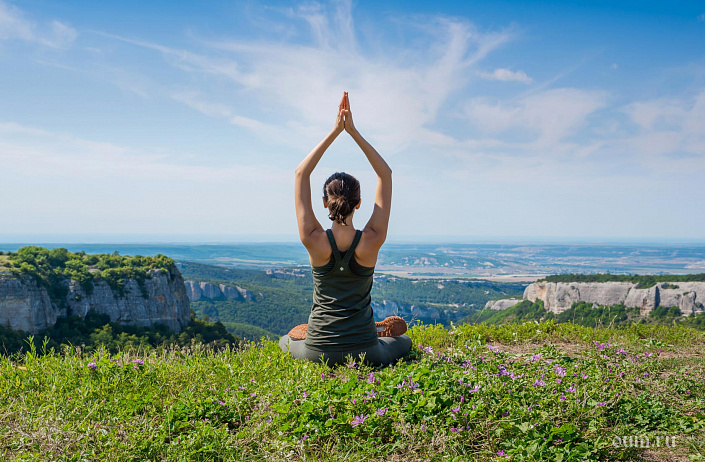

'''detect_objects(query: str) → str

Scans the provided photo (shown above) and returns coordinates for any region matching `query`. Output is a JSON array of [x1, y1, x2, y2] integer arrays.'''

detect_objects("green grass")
[[2, 322, 705, 461], [0, 254, 10, 273]]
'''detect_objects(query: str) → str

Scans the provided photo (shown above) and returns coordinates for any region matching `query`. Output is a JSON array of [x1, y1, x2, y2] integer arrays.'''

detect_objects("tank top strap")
[[342, 229, 363, 264], [325, 229, 342, 262]]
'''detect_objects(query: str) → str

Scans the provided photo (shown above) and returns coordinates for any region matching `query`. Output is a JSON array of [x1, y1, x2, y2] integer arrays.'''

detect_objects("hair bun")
[[323, 172, 360, 226]]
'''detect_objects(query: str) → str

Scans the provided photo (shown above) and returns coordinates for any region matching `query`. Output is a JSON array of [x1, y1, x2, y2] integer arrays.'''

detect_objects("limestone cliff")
[[484, 298, 523, 311], [0, 266, 191, 334], [184, 281, 254, 302], [520, 281, 705, 315]]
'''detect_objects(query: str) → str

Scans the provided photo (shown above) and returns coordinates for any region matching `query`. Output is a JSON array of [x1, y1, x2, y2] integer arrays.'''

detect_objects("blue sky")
[[1, 0, 704, 243]]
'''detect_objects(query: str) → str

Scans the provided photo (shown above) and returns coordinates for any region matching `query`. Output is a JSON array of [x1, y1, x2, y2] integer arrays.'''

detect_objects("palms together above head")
[[333, 92, 357, 135]]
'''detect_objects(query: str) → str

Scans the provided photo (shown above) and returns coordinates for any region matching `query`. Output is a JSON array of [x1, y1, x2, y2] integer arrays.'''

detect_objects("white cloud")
[[620, 89, 705, 157], [477, 68, 533, 84], [0, 1, 76, 48], [102, 2, 515, 154], [464, 88, 608, 148]]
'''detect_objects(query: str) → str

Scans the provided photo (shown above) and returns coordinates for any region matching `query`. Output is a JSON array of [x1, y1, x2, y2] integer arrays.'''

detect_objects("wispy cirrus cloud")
[[0, 0, 76, 48], [100, 0, 516, 154]]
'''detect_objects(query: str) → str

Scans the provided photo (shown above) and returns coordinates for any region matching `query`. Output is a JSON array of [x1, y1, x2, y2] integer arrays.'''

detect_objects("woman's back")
[[304, 229, 379, 351]]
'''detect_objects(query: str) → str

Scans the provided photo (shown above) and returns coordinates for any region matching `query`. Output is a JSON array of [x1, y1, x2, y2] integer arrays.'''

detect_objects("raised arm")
[[342, 95, 392, 246], [294, 95, 345, 245]]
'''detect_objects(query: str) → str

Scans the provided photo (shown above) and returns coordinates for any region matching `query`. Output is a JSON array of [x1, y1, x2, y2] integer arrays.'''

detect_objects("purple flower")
[[560, 394, 566, 401], [87, 361, 97, 371], [450, 427, 459, 433], [218, 401, 226, 406], [450, 405, 461, 414], [497, 450, 505, 456], [375, 407, 387, 416], [554, 366, 567, 377], [567, 386, 576, 393], [533, 380, 546, 388], [351, 415, 367, 427], [302, 392, 308, 399], [132, 359, 144, 365], [531, 354, 542, 361], [368, 372, 376, 384], [597, 402, 606, 407], [347, 360, 357, 368]]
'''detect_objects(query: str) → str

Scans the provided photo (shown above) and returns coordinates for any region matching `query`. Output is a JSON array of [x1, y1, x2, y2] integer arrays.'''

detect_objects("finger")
[[344, 92, 350, 110]]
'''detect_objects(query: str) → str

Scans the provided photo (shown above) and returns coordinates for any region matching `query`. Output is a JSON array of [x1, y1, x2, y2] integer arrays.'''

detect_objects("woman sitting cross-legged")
[[279, 92, 412, 367]]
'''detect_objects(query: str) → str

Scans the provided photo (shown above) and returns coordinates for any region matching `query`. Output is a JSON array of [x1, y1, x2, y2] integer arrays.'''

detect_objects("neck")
[[331, 214, 355, 230]]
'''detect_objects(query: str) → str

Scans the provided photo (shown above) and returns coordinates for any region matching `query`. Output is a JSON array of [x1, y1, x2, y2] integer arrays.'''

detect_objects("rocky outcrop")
[[184, 280, 253, 302], [0, 275, 62, 333], [0, 266, 191, 334], [484, 298, 522, 311], [522, 281, 705, 315], [67, 267, 191, 331]]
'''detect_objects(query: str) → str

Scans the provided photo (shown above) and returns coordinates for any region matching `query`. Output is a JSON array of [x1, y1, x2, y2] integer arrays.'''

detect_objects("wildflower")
[[487, 344, 500, 353], [302, 391, 308, 399], [560, 394, 566, 401], [351, 415, 367, 427], [320, 373, 326, 379], [497, 450, 505, 456], [132, 359, 144, 365], [556, 379, 562, 384], [368, 372, 376, 384], [554, 366, 567, 377], [533, 379, 546, 388], [597, 402, 606, 407], [218, 401, 226, 406], [450, 405, 461, 414], [531, 353, 542, 361], [365, 390, 377, 400], [347, 360, 357, 368], [375, 407, 387, 416], [567, 386, 576, 393], [87, 361, 97, 371]]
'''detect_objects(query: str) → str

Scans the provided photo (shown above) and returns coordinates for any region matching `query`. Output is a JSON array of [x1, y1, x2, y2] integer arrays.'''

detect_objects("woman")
[[279, 92, 412, 367]]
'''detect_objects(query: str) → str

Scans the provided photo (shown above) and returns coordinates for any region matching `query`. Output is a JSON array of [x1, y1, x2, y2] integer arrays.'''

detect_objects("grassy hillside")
[[2, 322, 705, 460]]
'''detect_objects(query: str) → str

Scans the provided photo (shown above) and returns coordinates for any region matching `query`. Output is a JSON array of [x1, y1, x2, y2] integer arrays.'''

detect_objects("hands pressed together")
[[334, 91, 357, 135]]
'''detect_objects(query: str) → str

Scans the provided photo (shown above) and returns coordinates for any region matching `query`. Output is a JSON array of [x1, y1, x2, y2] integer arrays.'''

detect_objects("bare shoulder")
[[301, 228, 332, 267], [354, 228, 385, 267]]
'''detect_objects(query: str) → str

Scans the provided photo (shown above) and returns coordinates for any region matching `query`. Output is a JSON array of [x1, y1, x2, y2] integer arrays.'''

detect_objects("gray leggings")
[[279, 335, 412, 367]]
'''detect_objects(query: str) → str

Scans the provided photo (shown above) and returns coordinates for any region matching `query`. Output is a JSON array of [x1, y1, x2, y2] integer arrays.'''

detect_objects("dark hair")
[[323, 172, 360, 226]]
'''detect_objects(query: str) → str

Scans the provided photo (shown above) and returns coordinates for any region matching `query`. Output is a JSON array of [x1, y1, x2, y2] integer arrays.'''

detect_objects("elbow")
[[294, 166, 304, 177]]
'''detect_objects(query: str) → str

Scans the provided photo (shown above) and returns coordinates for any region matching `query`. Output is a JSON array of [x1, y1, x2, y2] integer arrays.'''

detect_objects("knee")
[[398, 334, 412, 351], [278, 335, 291, 352]]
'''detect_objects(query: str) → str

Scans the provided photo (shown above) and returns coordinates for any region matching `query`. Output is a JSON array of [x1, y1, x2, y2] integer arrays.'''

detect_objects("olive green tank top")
[[304, 229, 379, 351]]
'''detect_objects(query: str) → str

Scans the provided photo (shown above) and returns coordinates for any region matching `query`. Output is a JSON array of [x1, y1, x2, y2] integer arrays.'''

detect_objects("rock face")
[[184, 281, 253, 302], [522, 281, 705, 315], [484, 298, 523, 311], [0, 266, 191, 334], [0, 275, 63, 333]]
